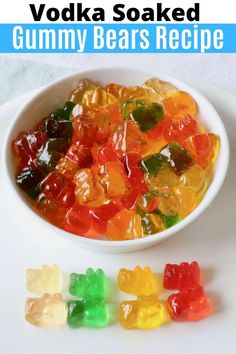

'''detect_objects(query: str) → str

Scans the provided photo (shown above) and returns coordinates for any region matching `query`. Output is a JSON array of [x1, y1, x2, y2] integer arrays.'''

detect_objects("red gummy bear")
[[122, 154, 148, 209], [89, 201, 121, 235], [64, 204, 92, 236], [66, 144, 93, 168], [72, 121, 98, 147], [40, 172, 76, 208], [163, 261, 200, 290], [167, 286, 212, 321], [40, 172, 64, 199], [97, 141, 118, 164], [12, 130, 46, 169], [55, 180, 76, 208], [163, 115, 197, 144], [184, 133, 213, 169]]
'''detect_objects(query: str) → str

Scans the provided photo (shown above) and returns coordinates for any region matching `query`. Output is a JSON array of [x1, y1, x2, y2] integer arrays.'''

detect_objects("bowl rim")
[[1, 66, 230, 249]]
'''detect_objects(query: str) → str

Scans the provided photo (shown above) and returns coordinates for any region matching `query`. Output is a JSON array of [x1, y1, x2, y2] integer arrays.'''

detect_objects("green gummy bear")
[[140, 154, 165, 175], [120, 99, 145, 119], [140, 142, 193, 176], [69, 268, 105, 298], [131, 102, 164, 132], [67, 300, 84, 328], [159, 142, 194, 175], [67, 299, 109, 328], [160, 214, 181, 228], [50, 100, 75, 120], [83, 298, 109, 328]]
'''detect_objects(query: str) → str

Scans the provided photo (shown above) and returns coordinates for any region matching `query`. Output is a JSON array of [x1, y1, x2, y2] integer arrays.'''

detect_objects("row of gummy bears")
[[25, 261, 212, 329]]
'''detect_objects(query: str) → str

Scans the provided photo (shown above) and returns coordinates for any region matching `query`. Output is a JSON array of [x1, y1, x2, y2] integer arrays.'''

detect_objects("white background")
[[2, 53, 236, 96]]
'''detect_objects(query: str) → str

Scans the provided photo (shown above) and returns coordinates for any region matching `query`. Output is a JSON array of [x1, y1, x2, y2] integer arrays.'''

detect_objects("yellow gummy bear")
[[25, 293, 67, 327], [143, 77, 178, 99], [82, 87, 117, 107], [26, 265, 63, 294], [118, 266, 160, 296], [119, 295, 170, 330]]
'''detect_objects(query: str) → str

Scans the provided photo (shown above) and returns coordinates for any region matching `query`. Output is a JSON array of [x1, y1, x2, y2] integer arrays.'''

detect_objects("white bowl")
[[1, 68, 230, 253]]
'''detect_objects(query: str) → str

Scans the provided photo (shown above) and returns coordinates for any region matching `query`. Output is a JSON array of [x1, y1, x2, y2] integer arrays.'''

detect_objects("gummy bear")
[[25, 293, 67, 327], [39, 173, 76, 208], [56, 145, 93, 179], [82, 87, 117, 107], [106, 210, 144, 241], [87, 102, 123, 128], [118, 266, 158, 296], [40, 172, 64, 200], [131, 102, 163, 132], [97, 141, 118, 164], [105, 83, 162, 103], [99, 161, 130, 198], [64, 203, 92, 236], [143, 78, 177, 98], [167, 286, 212, 321], [69, 268, 106, 298], [141, 142, 194, 176], [184, 133, 215, 169], [180, 164, 206, 192], [36, 195, 68, 228], [140, 213, 164, 235], [37, 138, 68, 173], [56, 157, 78, 179], [89, 201, 121, 235], [145, 165, 180, 189], [162, 115, 197, 144], [72, 121, 98, 147], [67, 298, 110, 328], [55, 180, 76, 208], [121, 154, 148, 209], [112, 120, 148, 158], [66, 144, 93, 169], [173, 186, 196, 217], [26, 265, 63, 294], [159, 142, 194, 175], [138, 191, 179, 216], [163, 91, 198, 119], [12, 130, 47, 169], [120, 99, 145, 119], [49, 100, 74, 120], [73, 167, 106, 207], [119, 295, 169, 329], [69, 79, 97, 104], [163, 262, 200, 290], [16, 167, 43, 198], [41, 118, 73, 139], [73, 168, 97, 204]]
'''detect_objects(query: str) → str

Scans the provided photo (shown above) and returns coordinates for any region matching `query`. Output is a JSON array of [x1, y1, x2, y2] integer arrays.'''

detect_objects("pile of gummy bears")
[[25, 261, 212, 329], [13, 78, 219, 240]]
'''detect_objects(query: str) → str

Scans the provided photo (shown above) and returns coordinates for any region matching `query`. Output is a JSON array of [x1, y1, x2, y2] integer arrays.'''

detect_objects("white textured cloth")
[[1, 53, 236, 104]]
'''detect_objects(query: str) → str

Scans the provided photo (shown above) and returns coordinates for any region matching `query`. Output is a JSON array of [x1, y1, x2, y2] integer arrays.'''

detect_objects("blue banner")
[[0, 23, 235, 53]]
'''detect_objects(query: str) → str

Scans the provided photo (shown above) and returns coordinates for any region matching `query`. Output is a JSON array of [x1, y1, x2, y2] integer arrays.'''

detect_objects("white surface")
[[0, 82, 235, 353], [2, 54, 236, 96], [1, 68, 230, 252]]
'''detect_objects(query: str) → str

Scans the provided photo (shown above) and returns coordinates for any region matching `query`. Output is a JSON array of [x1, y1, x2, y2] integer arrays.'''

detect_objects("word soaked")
[[28, 3, 200, 22]]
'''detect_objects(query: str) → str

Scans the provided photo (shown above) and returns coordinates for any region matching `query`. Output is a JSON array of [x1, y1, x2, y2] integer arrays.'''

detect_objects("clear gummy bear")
[[25, 293, 67, 327], [26, 265, 63, 294]]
